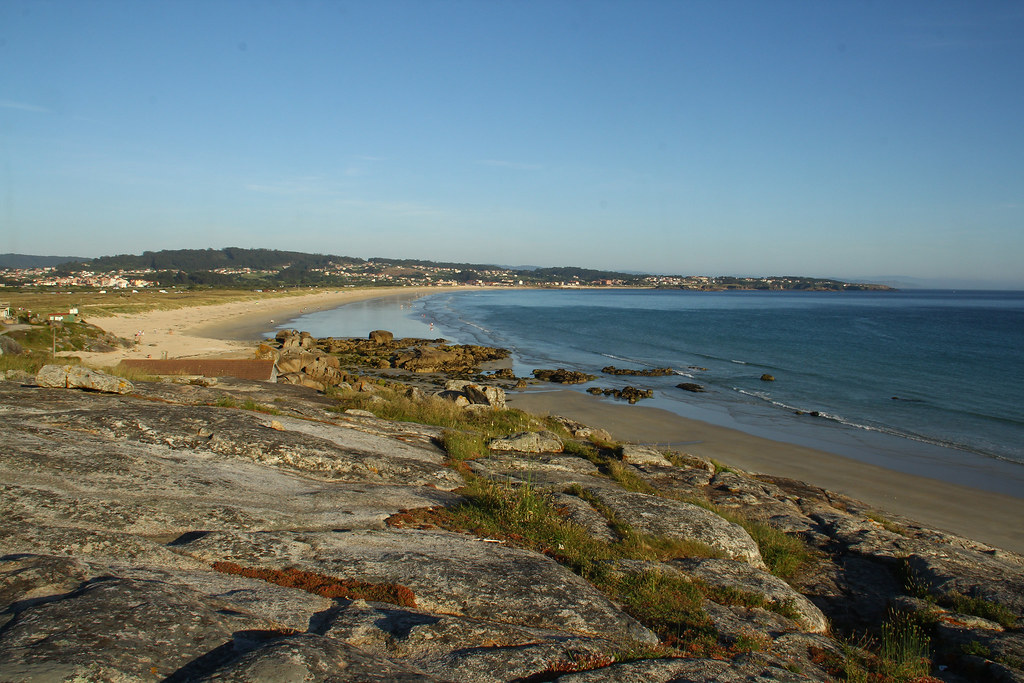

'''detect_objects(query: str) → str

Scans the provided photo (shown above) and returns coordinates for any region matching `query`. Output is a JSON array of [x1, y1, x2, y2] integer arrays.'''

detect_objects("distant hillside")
[[4, 247, 893, 291], [82, 248, 364, 272], [0, 253, 89, 268]]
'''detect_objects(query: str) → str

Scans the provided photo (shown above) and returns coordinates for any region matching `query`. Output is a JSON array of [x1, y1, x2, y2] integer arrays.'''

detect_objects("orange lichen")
[[211, 561, 416, 607]]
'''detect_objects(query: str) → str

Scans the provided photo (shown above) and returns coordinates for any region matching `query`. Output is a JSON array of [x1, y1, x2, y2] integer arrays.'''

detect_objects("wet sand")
[[509, 389, 1024, 555]]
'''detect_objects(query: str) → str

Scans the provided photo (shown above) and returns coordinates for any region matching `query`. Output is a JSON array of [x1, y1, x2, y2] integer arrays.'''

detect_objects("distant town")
[[0, 249, 893, 293]]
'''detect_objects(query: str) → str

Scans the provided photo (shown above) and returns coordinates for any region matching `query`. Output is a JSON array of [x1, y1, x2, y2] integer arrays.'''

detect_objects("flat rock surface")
[[580, 487, 766, 568], [2, 377, 1023, 681], [173, 528, 658, 644]]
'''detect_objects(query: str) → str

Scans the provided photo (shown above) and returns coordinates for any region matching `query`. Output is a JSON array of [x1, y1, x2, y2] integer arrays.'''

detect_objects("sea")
[[276, 288, 1024, 498]]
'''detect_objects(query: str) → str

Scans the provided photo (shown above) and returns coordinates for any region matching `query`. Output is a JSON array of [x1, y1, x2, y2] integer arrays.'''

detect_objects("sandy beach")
[[67, 286, 467, 367], [68, 287, 1024, 555]]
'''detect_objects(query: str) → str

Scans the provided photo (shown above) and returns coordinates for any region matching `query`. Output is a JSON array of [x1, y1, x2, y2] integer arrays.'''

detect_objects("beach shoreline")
[[68, 286, 1024, 554], [508, 389, 1024, 554], [65, 286, 474, 367]]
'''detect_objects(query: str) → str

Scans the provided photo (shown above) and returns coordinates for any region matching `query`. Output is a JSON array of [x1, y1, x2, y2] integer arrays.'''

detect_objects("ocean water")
[[280, 288, 1024, 497]]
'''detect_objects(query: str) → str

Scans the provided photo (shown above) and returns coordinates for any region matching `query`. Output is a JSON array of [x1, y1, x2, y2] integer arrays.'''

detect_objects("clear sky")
[[2, 1, 1022, 286]]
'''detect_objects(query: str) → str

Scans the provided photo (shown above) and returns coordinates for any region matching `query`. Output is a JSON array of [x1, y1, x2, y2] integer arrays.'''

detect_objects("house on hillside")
[[46, 307, 79, 324]]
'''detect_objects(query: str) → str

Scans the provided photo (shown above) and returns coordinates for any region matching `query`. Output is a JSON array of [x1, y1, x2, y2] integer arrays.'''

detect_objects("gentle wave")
[[733, 387, 1017, 465], [408, 288, 1024, 474]]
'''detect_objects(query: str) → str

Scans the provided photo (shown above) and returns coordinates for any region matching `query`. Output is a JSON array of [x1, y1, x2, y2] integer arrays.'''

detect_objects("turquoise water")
[[280, 288, 1024, 497]]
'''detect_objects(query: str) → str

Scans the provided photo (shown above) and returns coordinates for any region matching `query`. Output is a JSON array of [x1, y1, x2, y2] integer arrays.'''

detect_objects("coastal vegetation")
[[1, 287, 322, 321], [301, 350, 1020, 680], [0, 319, 130, 373]]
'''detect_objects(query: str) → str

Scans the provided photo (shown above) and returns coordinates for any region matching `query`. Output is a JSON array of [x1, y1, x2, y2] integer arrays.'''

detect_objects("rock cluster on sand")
[[2, 372, 1023, 681], [601, 366, 676, 376], [264, 330, 511, 388], [587, 385, 654, 403], [439, 379, 507, 409], [532, 368, 597, 384]]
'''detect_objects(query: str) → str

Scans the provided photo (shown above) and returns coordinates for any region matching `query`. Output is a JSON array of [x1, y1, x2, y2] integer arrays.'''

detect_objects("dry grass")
[[3, 288, 325, 319]]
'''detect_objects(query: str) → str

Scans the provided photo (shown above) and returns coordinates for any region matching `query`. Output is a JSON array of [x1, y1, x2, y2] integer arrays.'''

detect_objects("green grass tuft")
[[944, 591, 1017, 629]]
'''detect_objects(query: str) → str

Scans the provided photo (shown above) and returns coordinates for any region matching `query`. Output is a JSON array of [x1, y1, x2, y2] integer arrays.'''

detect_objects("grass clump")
[[741, 521, 811, 582], [839, 611, 934, 683], [336, 385, 543, 439], [710, 459, 736, 474], [0, 352, 48, 375], [613, 566, 716, 650], [240, 398, 281, 414], [677, 495, 811, 583], [103, 364, 159, 382], [867, 511, 910, 536], [877, 610, 932, 679], [439, 429, 489, 463], [943, 591, 1017, 629], [900, 560, 1017, 628]]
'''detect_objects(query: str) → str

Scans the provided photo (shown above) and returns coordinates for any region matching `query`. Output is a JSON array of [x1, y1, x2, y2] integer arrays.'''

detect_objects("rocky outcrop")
[[393, 344, 509, 373], [271, 330, 510, 380], [586, 385, 653, 403], [671, 558, 829, 634], [601, 366, 675, 376], [620, 444, 672, 467], [532, 368, 597, 384], [550, 415, 613, 443], [578, 487, 766, 568], [2, 375, 1022, 681], [0, 334, 23, 356], [676, 382, 706, 393], [488, 430, 564, 454], [440, 380, 506, 409], [368, 329, 394, 344], [35, 363, 134, 394]]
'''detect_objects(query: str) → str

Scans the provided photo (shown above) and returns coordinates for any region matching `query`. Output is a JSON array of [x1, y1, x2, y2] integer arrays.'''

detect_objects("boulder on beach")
[[532, 368, 596, 384], [35, 364, 134, 394]]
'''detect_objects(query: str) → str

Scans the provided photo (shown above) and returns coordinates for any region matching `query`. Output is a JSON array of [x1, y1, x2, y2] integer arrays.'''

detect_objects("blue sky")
[[2, 0, 1022, 286]]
